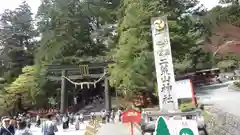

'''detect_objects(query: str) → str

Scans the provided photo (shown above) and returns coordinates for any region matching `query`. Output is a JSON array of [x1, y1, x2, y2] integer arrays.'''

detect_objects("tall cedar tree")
[[36, 0, 120, 64], [109, 0, 205, 92], [0, 1, 36, 83]]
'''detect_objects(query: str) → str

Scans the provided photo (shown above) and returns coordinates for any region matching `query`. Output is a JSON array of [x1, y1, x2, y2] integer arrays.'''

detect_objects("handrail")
[[143, 110, 202, 117]]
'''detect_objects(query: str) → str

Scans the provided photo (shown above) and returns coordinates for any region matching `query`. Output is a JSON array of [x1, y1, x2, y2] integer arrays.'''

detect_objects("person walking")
[[36, 114, 41, 127], [74, 114, 80, 130], [55, 113, 60, 125], [101, 110, 105, 123], [117, 109, 122, 122], [90, 112, 95, 122], [110, 110, 115, 123], [0, 117, 15, 135], [62, 114, 69, 130], [41, 113, 58, 135], [79, 113, 84, 123], [106, 110, 110, 123], [69, 113, 74, 125], [15, 121, 32, 135], [25, 116, 31, 129]]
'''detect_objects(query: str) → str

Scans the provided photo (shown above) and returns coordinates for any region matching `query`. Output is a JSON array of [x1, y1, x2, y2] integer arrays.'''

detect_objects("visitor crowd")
[[0, 107, 123, 135], [90, 108, 123, 123], [0, 112, 85, 135]]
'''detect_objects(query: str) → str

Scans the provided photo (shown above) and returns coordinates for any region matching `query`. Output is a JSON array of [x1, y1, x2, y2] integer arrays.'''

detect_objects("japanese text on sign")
[[159, 61, 174, 104], [156, 48, 170, 58]]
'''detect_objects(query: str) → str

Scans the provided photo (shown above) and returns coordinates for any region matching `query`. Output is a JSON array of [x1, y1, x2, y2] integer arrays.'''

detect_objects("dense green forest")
[[0, 0, 240, 114]]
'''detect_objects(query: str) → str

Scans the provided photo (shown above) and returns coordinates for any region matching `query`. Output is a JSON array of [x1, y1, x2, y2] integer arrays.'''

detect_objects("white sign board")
[[175, 79, 194, 99], [151, 16, 178, 111], [155, 117, 199, 135]]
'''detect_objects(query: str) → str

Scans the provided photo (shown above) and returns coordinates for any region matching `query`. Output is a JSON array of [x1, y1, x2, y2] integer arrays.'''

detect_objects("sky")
[[200, 0, 220, 9], [0, 0, 220, 15], [0, 0, 40, 15]]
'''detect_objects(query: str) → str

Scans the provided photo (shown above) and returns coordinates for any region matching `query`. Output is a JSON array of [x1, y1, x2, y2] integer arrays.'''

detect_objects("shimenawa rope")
[[61, 73, 106, 89]]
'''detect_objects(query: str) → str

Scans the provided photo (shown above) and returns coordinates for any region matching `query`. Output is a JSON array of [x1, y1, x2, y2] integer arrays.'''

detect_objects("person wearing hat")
[[0, 117, 15, 135]]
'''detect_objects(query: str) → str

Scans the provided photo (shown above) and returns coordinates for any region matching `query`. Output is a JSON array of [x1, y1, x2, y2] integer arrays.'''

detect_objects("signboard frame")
[[174, 79, 197, 106]]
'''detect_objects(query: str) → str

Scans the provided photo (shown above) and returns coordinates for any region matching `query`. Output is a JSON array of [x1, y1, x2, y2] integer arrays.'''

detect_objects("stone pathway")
[[96, 123, 142, 135], [31, 122, 87, 135]]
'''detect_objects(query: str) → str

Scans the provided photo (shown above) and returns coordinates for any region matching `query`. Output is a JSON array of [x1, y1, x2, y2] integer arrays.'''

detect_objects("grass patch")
[[179, 101, 211, 121], [203, 111, 211, 121], [232, 81, 240, 91], [179, 102, 195, 112], [233, 81, 240, 87]]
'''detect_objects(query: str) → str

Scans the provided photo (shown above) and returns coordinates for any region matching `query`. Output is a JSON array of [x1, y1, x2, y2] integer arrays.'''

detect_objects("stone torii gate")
[[46, 61, 113, 114]]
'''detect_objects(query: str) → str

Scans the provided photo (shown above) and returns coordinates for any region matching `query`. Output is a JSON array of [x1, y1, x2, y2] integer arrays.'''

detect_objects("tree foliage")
[[109, 0, 210, 92], [35, 0, 119, 64], [0, 66, 40, 113], [219, 0, 240, 5], [0, 0, 121, 113], [204, 4, 240, 69], [0, 1, 36, 82]]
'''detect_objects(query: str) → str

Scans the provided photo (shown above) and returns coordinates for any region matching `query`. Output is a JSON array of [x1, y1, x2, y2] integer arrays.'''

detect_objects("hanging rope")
[[61, 73, 106, 89]]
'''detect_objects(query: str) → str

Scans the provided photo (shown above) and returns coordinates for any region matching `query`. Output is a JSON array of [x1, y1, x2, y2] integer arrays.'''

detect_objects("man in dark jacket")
[[0, 117, 15, 135]]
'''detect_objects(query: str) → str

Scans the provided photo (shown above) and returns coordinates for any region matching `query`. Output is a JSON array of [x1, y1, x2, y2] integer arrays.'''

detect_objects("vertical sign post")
[[130, 123, 134, 135], [151, 16, 178, 111], [122, 109, 141, 135]]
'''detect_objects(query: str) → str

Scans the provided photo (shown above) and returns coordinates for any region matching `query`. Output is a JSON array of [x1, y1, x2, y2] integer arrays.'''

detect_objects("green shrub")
[[203, 111, 210, 121], [233, 81, 240, 88], [180, 102, 195, 112]]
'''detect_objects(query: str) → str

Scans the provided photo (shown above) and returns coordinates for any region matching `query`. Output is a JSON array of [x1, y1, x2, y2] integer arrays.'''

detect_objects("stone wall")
[[206, 107, 240, 135]]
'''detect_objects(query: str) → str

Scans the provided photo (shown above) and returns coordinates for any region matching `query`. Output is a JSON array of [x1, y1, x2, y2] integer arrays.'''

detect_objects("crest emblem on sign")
[[154, 19, 165, 32], [79, 65, 89, 75], [179, 128, 194, 135]]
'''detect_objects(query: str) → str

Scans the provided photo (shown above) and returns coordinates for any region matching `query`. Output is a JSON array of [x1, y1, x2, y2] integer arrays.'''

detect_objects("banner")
[[151, 16, 178, 111]]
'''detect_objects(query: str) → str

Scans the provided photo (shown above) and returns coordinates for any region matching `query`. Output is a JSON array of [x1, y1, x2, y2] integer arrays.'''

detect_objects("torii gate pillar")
[[60, 70, 68, 114], [104, 68, 111, 111]]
